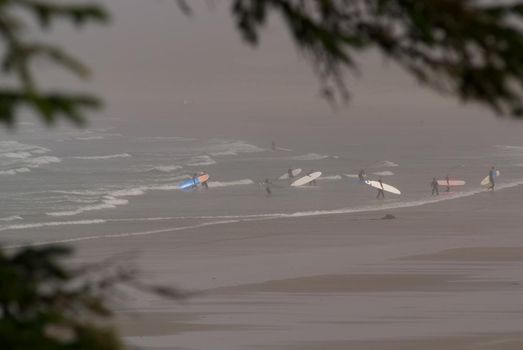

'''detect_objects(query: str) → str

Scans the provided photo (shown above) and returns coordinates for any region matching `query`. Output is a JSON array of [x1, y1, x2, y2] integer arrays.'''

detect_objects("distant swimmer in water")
[[488, 166, 496, 191], [263, 178, 272, 196], [358, 169, 366, 182], [288, 168, 294, 179], [376, 177, 385, 199], [445, 174, 450, 192], [431, 177, 439, 196]]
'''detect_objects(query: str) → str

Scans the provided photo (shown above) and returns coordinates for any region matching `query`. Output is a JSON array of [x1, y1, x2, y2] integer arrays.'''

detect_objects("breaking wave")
[[71, 153, 132, 160], [291, 153, 329, 161]]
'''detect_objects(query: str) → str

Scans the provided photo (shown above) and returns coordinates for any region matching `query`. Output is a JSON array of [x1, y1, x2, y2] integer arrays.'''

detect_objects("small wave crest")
[[291, 153, 329, 161], [373, 171, 395, 176], [376, 160, 399, 167], [148, 165, 182, 173], [0, 141, 59, 175], [208, 179, 254, 188], [71, 153, 132, 160], [187, 155, 216, 166], [0, 216, 23, 222], [47, 197, 129, 217], [0, 219, 106, 232], [318, 175, 342, 180], [208, 140, 265, 156]]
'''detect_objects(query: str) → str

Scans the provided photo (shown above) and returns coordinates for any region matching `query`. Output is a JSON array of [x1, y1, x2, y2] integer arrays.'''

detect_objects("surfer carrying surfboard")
[[376, 177, 385, 199], [307, 170, 317, 185], [358, 169, 366, 183], [488, 166, 496, 191], [431, 178, 439, 196]]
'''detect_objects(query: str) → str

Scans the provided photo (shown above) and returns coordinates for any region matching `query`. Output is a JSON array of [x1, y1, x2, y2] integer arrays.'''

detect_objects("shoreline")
[[62, 184, 523, 349]]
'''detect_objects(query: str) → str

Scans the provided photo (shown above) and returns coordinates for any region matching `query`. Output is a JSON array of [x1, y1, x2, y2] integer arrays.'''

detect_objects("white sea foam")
[[46, 196, 129, 216], [0, 141, 49, 154], [495, 145, 523, 151], [377, 160, 399, 167], [0, 219, 106, 232], [373, 171, 395, 176], [16, 179, 523, 248], [343, 174, 359, 178], [108, 188, 147, 197], [145, 136, 196, 142], [2, 152, 32, 159], [208, 179, 254, 188], [0, 141, 59, 175], [0, 216, 23, 222], [208, 140, 265, 156], [0, 168, 31, 175], [318, 175, 342, 180], [71, 153, 132, 160], [187, 155, 216, 166], [149, 165, 182, 172], [75, 136, 105, 140], [27, 156, 61, 166], [291, 153, 329, 161]]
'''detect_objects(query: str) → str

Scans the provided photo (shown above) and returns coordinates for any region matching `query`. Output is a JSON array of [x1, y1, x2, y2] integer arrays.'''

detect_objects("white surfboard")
[[279, 168, 302, 180], [481, 170, 500, 186], [291, 172, 322, 187], [437, 179, 466, 186], [365, 180, 401, 195]]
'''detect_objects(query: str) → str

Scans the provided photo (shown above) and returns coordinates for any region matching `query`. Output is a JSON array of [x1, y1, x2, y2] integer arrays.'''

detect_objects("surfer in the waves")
[[431, 177, 439, 196], [488, 166, 496, 191], [445, 175, 451, 192], [191, 173, 199, 188], [288, 168, 294, 179], [263, 178, 272, 196], [358, 169, 366, 183], [200, 172, 209, 189], [376, 177, 385, 199], [307, 170, 317, 185]]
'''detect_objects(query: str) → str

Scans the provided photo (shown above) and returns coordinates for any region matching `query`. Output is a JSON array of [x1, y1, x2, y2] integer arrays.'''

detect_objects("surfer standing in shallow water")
[[445, 175, 451, 192], [376, 177, 385, 199], [431, 178, 439, 196], [358, 169, 366, 183], [288, 168, 294, 179], [263, 178, 272, 196], [488, 166, 496, 191]]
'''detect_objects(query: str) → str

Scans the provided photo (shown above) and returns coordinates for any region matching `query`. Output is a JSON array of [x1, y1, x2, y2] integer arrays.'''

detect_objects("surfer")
[[191, 173, 198, 188], [271, 141, 276, 151], [358, 169, 366, 182], [431, 178, 439, 196], [263, 178, 272, 196], [445, 175, 451, 192], [288, 168, 294, 179], [307, 170, 317, 185], [376, 177, 385, 199], [488, 166, 496, 191], [201, 180, 208, 189]]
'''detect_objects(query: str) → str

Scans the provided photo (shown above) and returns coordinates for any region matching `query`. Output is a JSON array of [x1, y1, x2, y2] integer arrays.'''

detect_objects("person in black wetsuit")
[[488, 166, 496, 191], [376, 177, 385, 199], [431, 177, 439, 196], [358, 169, 366, 183]]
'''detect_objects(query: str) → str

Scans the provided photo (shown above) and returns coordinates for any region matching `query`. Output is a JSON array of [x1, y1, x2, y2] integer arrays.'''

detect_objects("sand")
[[70, 187, 523, 350]]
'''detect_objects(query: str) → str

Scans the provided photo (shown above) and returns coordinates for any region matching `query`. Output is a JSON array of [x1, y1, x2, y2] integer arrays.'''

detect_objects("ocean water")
[[2, 115, 523, 246]]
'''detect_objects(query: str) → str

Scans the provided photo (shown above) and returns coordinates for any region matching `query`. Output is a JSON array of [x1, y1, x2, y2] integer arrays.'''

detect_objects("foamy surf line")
[[9, 180, 523, 249], [6, 220, 242, 249]]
